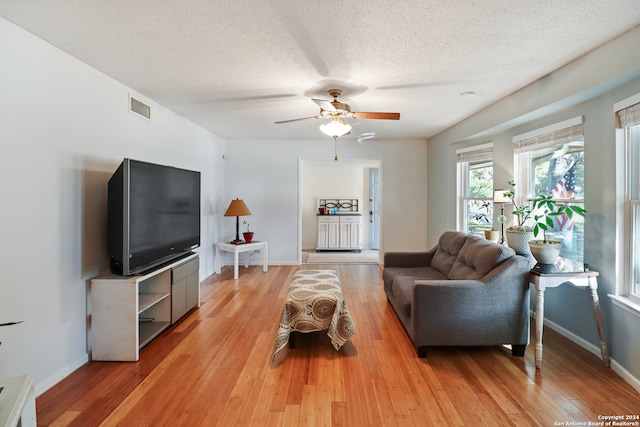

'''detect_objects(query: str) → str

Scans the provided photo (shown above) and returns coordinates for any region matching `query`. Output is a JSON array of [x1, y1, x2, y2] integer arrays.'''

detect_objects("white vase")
[[529, 240, 561, 264], [505, 230, 534, 256]]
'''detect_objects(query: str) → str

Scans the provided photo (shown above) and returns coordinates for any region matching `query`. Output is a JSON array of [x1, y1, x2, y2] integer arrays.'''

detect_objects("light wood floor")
[[36, 264, 640, 426]]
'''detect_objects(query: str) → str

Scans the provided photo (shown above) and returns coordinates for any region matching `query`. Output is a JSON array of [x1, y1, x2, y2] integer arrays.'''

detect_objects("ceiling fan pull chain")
[[334, 136, 338, 161]]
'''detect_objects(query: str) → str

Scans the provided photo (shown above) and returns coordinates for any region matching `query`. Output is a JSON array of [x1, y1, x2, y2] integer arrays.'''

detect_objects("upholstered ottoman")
[[272, 270, 355, 364]]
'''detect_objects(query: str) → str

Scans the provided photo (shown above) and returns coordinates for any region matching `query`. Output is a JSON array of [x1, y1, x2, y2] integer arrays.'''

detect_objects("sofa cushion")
[[388, 267, 446, 320], [384, 266, 442, 290], [448, 236, 515, 280], [430, 231, 469, 276], [385, 266, 447, 285]]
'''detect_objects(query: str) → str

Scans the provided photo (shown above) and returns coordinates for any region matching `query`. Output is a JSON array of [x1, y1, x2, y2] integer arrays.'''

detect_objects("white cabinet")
[[317, 215, 362, 250], [91, 253, 199, 361]]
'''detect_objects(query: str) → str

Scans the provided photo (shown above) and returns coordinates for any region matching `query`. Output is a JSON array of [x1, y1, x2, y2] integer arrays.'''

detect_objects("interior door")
[[369, 168, 380, 250]]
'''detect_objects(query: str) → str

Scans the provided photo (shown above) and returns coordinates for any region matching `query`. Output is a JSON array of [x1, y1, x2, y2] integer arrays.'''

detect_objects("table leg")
[[233, 250, 239, 280], [215, 246, 221, 274], [535, 287, 545, 369], [588, 276, 611, 367], [263, 243, 268, 272]]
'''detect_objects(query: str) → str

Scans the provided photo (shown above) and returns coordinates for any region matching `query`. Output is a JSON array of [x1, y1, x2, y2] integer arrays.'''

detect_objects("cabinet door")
[[327, 222, 340, 248], [317, 221, 330, 248], [338, 216, 362, 249], [318, 217, 340, 249], [339, 222, 351, 248], [349, 221, 362, 249], [171, 278, 187, 323], [172, 257, 199, 323], [186, 269, 199, 310]]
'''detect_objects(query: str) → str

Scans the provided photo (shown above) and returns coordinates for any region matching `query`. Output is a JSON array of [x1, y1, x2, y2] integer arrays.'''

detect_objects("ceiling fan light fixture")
[[319, 116, 351, 138]]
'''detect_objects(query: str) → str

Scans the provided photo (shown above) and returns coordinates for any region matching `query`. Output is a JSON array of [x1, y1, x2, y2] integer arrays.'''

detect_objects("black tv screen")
[[108, 159, 201, 275]]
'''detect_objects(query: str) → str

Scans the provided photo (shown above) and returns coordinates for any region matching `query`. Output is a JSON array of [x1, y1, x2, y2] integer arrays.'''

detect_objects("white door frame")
[[297, 157, 383, 264]]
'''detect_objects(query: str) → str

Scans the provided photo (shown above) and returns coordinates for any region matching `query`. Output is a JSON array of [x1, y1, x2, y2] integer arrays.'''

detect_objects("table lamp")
[[224, 198, 251, 243], [493, 189, 511, 245]]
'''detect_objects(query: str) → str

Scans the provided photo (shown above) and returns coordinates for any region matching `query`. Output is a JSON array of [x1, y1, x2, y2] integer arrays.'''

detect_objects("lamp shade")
[[493, 189, 511, 204], [224, 198, 251, 217]]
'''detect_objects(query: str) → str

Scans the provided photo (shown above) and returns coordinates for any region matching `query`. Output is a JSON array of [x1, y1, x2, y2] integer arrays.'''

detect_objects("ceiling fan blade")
[[274, 116, 320, 124], [312, 98, 337, 112], [351, 112, 400, 120]]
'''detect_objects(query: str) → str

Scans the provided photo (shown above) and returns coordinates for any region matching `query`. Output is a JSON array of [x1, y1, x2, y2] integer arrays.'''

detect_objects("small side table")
[[529, 265, 610, 369], [215, 241, 268, 280], [0, 375, 37, 427]]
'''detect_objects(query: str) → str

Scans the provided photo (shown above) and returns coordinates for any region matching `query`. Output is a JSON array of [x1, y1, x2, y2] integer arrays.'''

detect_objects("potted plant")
[[242, 221, 254, 243], [502, 180, 535, 255], [528, 195, 586, 264]]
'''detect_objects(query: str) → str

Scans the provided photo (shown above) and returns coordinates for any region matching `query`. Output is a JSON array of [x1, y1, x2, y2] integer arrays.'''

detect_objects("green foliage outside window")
[[469, 163, 493, 198], [467, 162, 494, 233]]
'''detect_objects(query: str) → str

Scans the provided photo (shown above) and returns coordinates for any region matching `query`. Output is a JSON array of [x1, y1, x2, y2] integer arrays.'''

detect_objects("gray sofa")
[[383, 231, 530, 358]]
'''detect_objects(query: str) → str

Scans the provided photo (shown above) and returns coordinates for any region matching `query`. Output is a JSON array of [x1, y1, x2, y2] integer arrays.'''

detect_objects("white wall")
[[427, 25, 640, 388], [300, 159, 380, 251], [0, 18, 225, 393], [224, 139, 428, 265]]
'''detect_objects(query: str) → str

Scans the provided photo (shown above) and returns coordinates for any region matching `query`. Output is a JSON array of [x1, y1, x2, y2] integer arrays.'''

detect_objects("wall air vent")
[[129, 95, 151, 120]]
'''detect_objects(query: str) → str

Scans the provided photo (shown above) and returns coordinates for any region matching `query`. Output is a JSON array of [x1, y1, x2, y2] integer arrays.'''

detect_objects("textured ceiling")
[[2, 1, 640, 141]]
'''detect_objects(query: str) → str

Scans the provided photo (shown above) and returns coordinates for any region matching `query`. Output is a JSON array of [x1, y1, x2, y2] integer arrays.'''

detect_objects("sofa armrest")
[[384, 248, 436, 268]]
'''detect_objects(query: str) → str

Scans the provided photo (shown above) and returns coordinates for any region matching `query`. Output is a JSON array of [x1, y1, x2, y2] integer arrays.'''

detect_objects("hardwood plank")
[[282, 404, 301, 426], [49, 410, 81, 427], [32, 265, 640, 427]]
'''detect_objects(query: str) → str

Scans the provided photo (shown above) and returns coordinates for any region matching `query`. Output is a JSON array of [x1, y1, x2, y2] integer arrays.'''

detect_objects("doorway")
[[299, 158, 381, 264]]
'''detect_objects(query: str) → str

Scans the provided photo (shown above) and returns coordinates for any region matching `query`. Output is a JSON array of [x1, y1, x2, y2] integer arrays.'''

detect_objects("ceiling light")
[[319, 116, 352, 138], [357, 132, 375, 143], [460, 91, 476, 97]]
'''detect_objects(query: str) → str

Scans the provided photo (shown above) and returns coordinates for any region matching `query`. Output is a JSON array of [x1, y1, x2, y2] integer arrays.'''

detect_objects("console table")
[[215, 241, 268, 279], [529, 262, 610, 369]]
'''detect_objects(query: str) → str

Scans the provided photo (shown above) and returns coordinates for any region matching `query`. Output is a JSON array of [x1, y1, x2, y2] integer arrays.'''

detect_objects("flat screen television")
[[108, 158, 201, 276]]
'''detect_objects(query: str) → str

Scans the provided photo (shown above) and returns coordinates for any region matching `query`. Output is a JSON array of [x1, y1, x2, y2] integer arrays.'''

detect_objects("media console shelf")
[[91, 253, 199, 361]]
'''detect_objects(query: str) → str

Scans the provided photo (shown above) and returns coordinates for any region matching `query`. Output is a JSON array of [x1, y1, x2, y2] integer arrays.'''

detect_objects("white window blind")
[[513, 117, 584, 153], [617, 102, 640, 128], [456, 143, 493, 163]]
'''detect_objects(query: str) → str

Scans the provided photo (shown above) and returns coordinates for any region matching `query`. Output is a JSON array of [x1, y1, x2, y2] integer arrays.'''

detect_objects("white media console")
[[90, 253, 199, 361]]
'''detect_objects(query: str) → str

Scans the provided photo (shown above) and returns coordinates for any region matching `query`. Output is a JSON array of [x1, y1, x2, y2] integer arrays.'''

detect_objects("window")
[[513, 117, 585, 263], [617, 95, 640, 304], [457, 143, 494, 235]]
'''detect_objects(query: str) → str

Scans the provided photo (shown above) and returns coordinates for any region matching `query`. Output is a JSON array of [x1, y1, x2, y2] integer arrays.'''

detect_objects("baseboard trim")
[[35, 353, 89, 396], [543, 318, 640, 394], [543, 318, 602, 358], [610, 359, 640, 395]]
